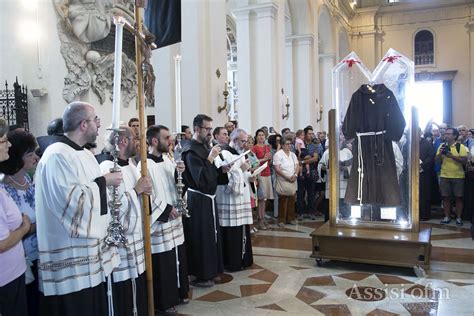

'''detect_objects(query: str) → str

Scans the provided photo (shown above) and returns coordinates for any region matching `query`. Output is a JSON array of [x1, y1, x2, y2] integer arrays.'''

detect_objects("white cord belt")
[[355, 130, 386, 205], [107, 276, 114, 316], [241, 225, 246, 260], [187, 188, 218, 243]]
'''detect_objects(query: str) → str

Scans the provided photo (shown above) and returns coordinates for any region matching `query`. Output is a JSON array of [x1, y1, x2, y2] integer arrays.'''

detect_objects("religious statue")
[[52, 0, 154, 107]]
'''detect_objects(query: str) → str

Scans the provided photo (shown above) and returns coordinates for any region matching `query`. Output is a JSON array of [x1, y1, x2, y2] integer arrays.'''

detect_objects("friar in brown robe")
[[342, 84, 406, 206]]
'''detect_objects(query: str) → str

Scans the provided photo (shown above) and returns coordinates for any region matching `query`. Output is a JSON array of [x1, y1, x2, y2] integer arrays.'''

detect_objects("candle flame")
[[175, 54, 182, 61]]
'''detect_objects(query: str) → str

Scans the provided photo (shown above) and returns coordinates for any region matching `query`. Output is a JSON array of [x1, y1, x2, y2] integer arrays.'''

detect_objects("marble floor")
[[176, 217, 474, 316]]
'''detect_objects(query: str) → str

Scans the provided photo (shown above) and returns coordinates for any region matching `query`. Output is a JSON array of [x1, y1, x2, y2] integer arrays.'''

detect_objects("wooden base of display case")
[[310, 222, 431, 275]]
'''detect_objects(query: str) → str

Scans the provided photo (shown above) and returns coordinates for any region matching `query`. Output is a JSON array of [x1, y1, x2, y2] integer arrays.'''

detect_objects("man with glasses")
[[35, 101, 123, 315], [100, 126, 152, 316], [181, 114, 231, 287], [215, 128, 254, 272], [436, 127, 468, 226]]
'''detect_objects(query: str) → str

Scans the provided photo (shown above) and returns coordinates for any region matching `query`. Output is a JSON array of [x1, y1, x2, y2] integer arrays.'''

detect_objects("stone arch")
[[226, 14, 238, 119], [287, 0, 312, 35], [318, 4, 336, 130], [318, 5, 335, 54], [338, 28, 350, 61]]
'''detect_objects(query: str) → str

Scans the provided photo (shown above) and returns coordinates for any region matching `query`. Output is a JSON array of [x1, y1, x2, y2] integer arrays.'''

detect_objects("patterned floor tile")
[[336, 272, 372, 281], [402, 302, 438, 315], [249, 269, 278, 283], [214, 273, 233, 284], [404, 284, 439, 300], [366, 308, 399, 316], [195, 290, 239, 302], [240, 283, 272, 297], [290, 266, 312, 270], [303, 275, 336, 286], [312, 304, 352, 316], [295, 286, 326, 305], [256, 303, 286, 312], [375, 274, 414, 285]]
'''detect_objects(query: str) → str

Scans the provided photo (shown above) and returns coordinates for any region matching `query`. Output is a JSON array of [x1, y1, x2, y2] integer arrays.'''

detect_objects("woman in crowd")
[[0, 119, 32, 316], [273, 135, 299, 227], [0, 130, 39, 316], [245, 135, 260, 234], [268, 134, 281, 218], [252, 129, 273, 230]]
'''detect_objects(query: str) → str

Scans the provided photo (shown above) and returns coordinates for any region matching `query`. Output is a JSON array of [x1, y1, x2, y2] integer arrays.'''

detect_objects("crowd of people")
[[1, 101, 473, 316], [420, 122, 474, 226]]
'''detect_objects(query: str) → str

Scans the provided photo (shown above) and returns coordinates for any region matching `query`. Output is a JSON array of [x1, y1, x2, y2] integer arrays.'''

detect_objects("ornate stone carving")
[[56, 18, 91, 103], [53, 0, 146, 107], [90, 52, 137, 106]]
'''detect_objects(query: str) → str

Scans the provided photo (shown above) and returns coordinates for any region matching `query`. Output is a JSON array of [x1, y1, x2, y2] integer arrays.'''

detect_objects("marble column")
[[180, 0, 227, 127], [283, 37, 294, 131], [233, 7, 252, 132], [319, 53, 336, 132], [291, 34, 314, 130], [253, 3, 278, 131], [467, 19, 474, 125]]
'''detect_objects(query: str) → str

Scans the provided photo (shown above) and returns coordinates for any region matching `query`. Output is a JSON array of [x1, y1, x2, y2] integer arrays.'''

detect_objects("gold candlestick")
[[218, 81, 229, 113], [282, 97, 290, 120], [317, 104, 324, 123]]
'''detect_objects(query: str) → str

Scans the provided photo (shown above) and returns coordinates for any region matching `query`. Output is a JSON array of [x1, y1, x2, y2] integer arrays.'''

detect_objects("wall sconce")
[[218, 80, 229, 113], [316, 104, 324, 123], [282, 97, 290, 120]]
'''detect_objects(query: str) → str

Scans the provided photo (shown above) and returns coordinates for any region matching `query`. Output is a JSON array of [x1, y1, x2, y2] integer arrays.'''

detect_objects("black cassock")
[[342, 84, 406, 206], [182, 140, 228, 281]]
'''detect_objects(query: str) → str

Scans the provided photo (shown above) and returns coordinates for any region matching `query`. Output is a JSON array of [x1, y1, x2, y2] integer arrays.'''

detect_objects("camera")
[[441, 142, 450, 155]]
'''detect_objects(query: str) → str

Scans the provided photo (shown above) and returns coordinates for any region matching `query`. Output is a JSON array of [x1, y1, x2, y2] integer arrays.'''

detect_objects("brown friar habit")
[[342, 84, 406, 206], [181, 139, 229, 281]]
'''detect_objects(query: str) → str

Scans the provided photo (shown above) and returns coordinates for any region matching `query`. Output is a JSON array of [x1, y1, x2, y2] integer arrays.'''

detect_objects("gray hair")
[[280, 134, 293, 146], [104, 126, 132, 152], [230, 128, 246, 142], [62, 101, 93, 132], [0, 118, 8, 138]]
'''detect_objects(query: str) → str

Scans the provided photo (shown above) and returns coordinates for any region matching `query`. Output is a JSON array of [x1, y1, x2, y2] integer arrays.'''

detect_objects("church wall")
[[150, 0, 228, 132], [351, 2, 473, 127], [1, 0, 141, 150]]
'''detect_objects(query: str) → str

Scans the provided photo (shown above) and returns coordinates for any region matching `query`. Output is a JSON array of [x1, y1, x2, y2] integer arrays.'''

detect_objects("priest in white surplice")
[[100, 126, 152, 316], [215, 128, 254, 271], [138, 125, 189, 314], [35, 102, 123, 316]]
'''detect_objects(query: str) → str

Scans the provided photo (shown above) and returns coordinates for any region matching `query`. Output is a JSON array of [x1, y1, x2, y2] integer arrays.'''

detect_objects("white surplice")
[[99, 160, 145, 282], [138, 155, 184, 254], [35, 142, 120, 296]]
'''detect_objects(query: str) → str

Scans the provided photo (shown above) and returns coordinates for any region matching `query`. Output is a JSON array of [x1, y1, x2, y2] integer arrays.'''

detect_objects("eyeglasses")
[[85, 116, 100, 124]]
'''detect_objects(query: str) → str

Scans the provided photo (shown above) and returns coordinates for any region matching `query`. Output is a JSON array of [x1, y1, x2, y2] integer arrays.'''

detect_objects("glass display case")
[[311, 49, 431, 275], [330, 48, 417, 231]]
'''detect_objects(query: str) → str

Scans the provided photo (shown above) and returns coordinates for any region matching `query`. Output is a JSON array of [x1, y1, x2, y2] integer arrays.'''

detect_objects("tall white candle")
[[175, 54, 182, 132], [111, 16, 125, 130]]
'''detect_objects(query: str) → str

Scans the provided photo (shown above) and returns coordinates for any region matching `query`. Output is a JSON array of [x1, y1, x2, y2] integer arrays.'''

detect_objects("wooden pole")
[[133, 3, 155, 316]]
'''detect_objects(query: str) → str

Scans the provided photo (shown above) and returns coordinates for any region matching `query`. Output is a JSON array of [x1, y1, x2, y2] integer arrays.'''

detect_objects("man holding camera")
[[435, 127, 468, 226]]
